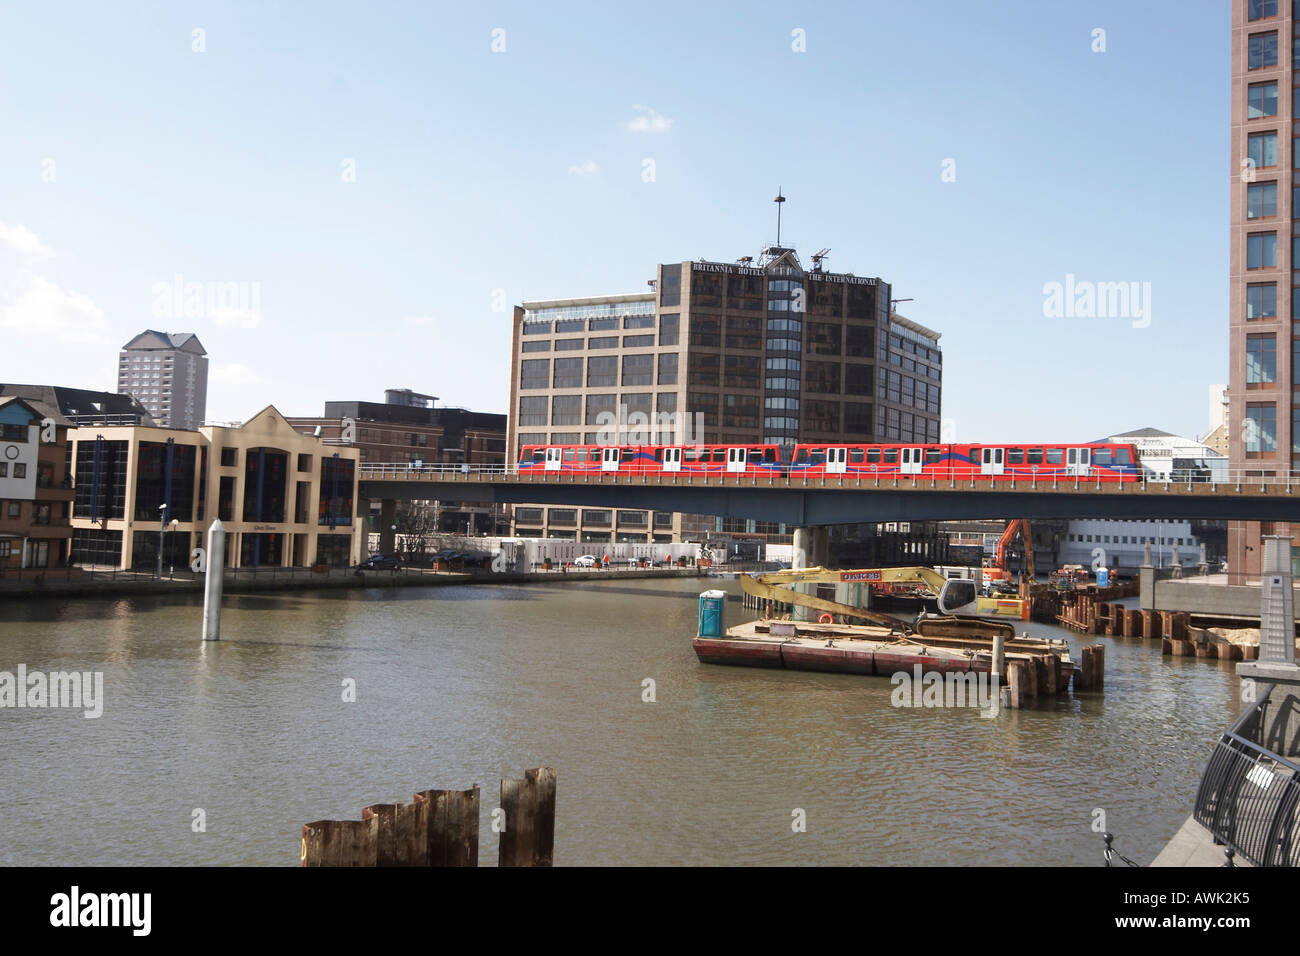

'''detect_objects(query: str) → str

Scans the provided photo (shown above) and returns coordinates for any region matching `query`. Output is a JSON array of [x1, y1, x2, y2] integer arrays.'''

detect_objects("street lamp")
[[157, 503, 167, 579]]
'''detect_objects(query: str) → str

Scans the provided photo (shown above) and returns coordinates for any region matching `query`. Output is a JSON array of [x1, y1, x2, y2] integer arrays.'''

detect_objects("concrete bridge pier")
[[791, 526, 833, 622], [378, 499, 397, 556]]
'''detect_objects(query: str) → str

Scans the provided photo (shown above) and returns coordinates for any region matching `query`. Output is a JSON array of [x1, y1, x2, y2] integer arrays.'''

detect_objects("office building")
[[287, 390, 509, 535], [67, 406, 361, 570], [1229, 0, 1298, 578], [117, 330, 209, 430]]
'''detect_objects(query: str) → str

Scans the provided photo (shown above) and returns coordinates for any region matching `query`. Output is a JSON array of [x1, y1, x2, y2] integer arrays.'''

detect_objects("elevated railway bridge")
[[358, 463, 1300, 558]]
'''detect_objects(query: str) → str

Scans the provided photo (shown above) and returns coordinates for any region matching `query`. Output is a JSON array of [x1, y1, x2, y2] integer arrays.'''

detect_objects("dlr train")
[[517, 441, 1143, 482]]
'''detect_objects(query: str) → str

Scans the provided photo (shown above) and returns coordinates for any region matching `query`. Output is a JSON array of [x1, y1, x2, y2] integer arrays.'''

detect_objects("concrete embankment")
[[0, 567, 706, 601]]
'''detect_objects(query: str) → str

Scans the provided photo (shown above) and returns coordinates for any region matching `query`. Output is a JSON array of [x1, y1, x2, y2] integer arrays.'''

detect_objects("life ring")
[[818, 613, 834, 624]]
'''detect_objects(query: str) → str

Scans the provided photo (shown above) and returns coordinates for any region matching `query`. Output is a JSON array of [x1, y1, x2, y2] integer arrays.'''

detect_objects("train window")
[[1046, 448, 1063, 465], [579, 448, 592, 462], [883, 449, 898, 464], [564, 449, 575, 462], [849, 448, 864, 463], [763, 448, 777, 464], [810, 449, 826, 465], [795, 449, 809, 464], [621, 448, 635, 463], [711, 448, 725, 463], [1007, 448, 1024, 465], [1027, 448, 1043, 465], [1093, 448, 1113, 466], [925, 449, 942, 464], [684, 447, 702, 462], [1115, 448, 1133, 465], [653, 448, 663, 462], [520, 447, 532, 460], [532, 451, 545, 463], [866, 448, 881, 464]]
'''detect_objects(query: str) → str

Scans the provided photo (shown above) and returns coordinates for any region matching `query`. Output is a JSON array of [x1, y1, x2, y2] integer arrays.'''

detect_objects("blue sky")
[[0, 0, 1227, 441]]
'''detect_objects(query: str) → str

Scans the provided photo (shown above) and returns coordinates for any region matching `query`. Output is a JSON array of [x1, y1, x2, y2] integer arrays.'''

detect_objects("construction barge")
[[694, 567, 1106, 703]]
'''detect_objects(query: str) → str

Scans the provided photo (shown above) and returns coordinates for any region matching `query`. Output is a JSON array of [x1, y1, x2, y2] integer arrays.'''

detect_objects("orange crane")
[[992, 519, 1034, 581]]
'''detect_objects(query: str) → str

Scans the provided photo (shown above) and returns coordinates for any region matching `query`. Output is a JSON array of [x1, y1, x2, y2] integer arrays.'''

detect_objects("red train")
[[517, 441, 1142, 481]]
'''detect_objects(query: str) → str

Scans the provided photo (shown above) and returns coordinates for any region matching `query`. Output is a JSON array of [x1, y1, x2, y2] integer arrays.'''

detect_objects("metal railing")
[[356, 461, 1300, 494], [1193, 685, 1300, 867]]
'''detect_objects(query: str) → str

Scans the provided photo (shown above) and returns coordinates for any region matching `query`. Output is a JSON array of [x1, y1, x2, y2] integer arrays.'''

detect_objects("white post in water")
[[202, 519, 226, 642]]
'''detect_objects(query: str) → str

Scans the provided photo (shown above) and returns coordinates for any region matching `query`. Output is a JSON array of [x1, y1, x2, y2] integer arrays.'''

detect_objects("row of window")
[[0, 500, 59, 523], [1068, 533, 1194, 546]]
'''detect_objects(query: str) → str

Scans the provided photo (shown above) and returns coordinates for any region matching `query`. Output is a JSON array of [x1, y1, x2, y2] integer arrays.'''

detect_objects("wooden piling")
[[414, 785, 480, 867], [362, 803, 398, 866], [1171, 612, 1190, 641], [1141, 609, 1159, 639], [1123, 609, 1141, 638], [1007, 660, 1026, 709], [499, 767, 557, 867]]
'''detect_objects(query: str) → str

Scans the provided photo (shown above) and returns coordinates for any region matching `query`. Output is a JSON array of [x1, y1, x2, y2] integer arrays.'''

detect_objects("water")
[[0, 578, 1242, 866]]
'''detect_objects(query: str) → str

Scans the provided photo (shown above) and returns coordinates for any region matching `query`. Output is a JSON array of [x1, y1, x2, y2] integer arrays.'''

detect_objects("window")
[[7, 502, 19, 518], [1248, 182, 1278, 218], [1248, 232, 1278, 268], [622, 354, 654, 386], [1249, 81, 1279, 118], [1250, 131, 1279, 168], [587, 355, 617, 387], [553, 357, 583, 388], [624, 315, 655, 329], [1247, 333, 1277, 383], [1246, 403, 1277, 452], [656, 392, 677, 414], [520, 359, 550, 389], [804, 361, 839, 394], [1249, 32, 1279, 69], [220, 447, 237, 467], [1247, 282, 1277, 318], [588, 336, 618, 349], [1249, 0, 1278, 20], [551, 395, 581, 426], [659, 313, 679, 346], [521, 340, 550, 353], [555, 338, 583, 351], [585, 394, 615, 425], [623, 334, 654, 348], [658, 353, 678, 385], [13, 463, 25, 479]]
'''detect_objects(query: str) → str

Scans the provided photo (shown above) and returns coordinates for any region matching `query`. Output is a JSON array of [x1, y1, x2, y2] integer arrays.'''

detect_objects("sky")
[[0, 0, 1228, 442]]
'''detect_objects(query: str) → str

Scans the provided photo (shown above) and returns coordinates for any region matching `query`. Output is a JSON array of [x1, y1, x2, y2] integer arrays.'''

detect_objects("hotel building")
[[117, 330, 209, 430], [506, 244, 942, 543]]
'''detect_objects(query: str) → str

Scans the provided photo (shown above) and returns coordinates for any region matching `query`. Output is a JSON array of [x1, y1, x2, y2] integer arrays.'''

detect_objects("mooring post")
[[991, 634, 1005, 683], [202, 518, 225, 641]]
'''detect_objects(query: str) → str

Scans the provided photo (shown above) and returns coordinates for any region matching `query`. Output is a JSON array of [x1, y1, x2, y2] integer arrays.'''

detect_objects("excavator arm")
[[741, 566, 981, 627]]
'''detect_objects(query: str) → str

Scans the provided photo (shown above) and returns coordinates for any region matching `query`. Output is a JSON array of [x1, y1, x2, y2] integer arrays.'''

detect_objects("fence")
[[302, 768, 556, 867]]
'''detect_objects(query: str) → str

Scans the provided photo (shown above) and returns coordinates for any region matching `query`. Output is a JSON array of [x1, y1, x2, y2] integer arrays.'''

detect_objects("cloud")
[[210, 362, 260, 386], [0, 222, 53, 258], [0, 275, 109, 344], [405, 315, 437, 327], [626, 105, 672, 133], [568, 160, 599, 176]]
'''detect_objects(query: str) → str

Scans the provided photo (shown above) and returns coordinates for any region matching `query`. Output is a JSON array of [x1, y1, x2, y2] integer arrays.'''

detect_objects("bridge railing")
[[357, 461, 1300, 492], [1193, 685, 1300, 867]]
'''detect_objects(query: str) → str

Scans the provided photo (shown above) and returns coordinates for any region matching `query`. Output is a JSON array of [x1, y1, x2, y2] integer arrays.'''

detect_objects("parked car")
[[357, 554, 403, 571], [573, 555, 599, 567]]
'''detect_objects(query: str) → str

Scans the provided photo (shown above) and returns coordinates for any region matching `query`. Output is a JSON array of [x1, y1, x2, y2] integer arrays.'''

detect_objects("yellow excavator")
[[741, 565, 1030, 628]]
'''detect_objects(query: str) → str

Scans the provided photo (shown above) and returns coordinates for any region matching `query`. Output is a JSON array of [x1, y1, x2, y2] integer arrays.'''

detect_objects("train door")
[[662, 447, 682, 473], [980, 447, 1004, 476], [601, 447, 620, 472], [726, 447, 747, 473], [1067, 447, 1090, 477], [901, 447, 924, 475], [544, 448, 563, 472], [826, 447, 848, 474]]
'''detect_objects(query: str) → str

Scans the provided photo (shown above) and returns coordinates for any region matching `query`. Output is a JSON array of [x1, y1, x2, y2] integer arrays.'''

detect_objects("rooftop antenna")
[[774, 189, 786, 246]]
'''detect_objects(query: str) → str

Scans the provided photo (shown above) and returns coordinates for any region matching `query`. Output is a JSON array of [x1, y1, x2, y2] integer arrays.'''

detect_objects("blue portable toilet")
[[698, 589, 727, 638], [1096, 566, 1110, 588]]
